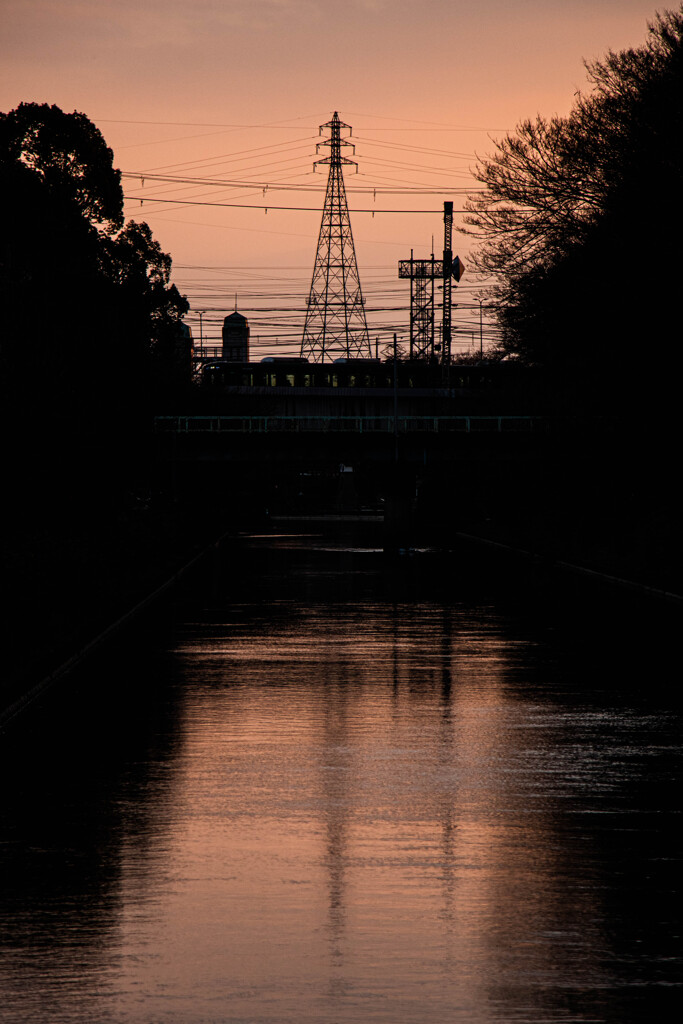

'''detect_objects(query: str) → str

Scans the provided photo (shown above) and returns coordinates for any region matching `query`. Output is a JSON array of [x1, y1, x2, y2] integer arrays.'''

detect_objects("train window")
[[285, 374, 295, 387], [303, 374, 311, 387]]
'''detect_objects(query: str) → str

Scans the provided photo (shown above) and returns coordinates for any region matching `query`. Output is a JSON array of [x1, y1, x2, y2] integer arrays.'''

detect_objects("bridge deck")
[[155, 415, 546, 435]]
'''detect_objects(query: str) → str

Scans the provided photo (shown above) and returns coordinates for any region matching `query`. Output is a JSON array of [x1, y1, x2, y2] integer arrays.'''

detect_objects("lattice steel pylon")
[[301, 112, 371, 362]]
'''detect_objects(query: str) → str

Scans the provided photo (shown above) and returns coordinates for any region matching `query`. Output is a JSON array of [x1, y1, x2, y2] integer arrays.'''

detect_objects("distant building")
[[222, 311, 249, 362]]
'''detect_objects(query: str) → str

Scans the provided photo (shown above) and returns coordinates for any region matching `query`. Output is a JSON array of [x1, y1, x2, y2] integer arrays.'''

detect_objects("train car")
[[199, 357, 455, 391], [196, 356, 537, 417]]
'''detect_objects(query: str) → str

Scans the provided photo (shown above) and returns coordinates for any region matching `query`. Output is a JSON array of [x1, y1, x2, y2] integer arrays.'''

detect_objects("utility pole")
[[442, 201, 453, 366], [301, 112, 371, 362], [393, 332, 399, 464]]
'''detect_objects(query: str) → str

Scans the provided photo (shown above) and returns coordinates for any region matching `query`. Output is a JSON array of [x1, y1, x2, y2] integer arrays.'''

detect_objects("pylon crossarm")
[[315, 157, 358, 170], [316, 138, 355, 154]]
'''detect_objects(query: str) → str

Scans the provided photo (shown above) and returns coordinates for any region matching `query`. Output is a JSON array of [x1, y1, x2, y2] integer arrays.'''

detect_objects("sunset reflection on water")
[[0, 537, 679, 1023]]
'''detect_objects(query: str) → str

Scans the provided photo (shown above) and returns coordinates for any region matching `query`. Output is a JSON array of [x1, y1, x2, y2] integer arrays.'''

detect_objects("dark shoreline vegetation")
[[3, 6, 683, 720]]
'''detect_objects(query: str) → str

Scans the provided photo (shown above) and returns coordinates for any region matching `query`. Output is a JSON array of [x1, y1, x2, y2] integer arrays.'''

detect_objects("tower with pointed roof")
[[222, 310, 249, 362]]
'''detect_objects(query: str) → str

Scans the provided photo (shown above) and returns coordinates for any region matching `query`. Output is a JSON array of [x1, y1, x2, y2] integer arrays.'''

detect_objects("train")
[[199, 356, 506, 392], [194, 356, 535, 418]]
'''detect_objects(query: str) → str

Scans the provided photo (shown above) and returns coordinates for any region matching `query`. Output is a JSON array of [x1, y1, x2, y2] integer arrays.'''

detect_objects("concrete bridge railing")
[[155, 415, 547, 435]]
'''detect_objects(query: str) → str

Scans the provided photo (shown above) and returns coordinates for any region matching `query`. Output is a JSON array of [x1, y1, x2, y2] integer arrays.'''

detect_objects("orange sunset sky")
[[0, 1, 663, 355]]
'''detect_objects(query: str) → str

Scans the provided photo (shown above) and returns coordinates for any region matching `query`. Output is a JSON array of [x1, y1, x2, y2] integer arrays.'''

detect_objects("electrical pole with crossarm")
[[398, 201, 464, 364]]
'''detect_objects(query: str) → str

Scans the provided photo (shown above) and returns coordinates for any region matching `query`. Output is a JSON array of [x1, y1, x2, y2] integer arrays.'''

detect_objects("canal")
[[0, 531, 680, 1023]]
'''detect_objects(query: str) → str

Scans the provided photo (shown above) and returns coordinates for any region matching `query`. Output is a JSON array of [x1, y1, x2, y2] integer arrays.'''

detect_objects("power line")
[[122, 171, 480, 195], [136, 136, 316, 174], [100, 117, 509, 132], [124, 195, 471, 214], [355, 135, 475, 161]]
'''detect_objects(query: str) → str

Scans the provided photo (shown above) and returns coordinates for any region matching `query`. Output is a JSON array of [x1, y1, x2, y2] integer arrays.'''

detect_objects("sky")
[[0, 0, 665, 356]]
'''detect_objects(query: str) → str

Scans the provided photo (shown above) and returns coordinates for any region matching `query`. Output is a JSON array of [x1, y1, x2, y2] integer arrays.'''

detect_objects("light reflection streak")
[[1, 549, 679, 1023]]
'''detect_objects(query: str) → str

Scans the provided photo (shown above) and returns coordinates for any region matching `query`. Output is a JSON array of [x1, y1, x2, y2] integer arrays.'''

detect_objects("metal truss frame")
[[301, 113, 371, 362]]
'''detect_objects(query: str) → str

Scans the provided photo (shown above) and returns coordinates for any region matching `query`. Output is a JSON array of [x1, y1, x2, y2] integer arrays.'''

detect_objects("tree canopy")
[[0, 102, 124, 229], [464, 7, 683, 407], [0, 103, 188, 414], [0, 103, 190, 510]]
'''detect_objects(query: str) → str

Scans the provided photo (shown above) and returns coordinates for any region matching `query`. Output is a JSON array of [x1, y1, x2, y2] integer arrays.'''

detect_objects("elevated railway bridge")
[[153, 411, 556, 531], [155, 412, 548, 467]]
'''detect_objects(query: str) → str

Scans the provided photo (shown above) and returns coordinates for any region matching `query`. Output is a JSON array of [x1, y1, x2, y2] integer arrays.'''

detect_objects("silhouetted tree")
[[108, 221, 188, 342], [465, 7, 683, 413], [0, 103, 189, 512], [0, 102, 124, 229]]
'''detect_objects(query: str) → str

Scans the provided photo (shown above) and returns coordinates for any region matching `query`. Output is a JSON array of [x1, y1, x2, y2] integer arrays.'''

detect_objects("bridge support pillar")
[[382, 468, 416, 554]]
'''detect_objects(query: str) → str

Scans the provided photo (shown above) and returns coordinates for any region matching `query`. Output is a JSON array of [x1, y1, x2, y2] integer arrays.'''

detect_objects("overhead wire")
[[115, 118, 499, 355], [124, 196, 470, 213], [137, 135, 317, 174], [100, 115, 507, 129], [122, 171, 480, 194]]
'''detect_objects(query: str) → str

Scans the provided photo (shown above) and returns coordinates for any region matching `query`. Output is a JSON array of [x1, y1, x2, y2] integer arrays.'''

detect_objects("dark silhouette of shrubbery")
[[465, 7, 683, 416]]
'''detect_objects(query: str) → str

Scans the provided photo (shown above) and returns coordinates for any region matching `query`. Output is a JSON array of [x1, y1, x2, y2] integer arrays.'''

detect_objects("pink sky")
[[1, 1, 663, 355]]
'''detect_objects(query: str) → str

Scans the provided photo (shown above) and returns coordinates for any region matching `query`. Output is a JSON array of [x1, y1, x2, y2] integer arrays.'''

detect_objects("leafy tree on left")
[[0, 102, 125, 228], [0, 103, 189, 512]]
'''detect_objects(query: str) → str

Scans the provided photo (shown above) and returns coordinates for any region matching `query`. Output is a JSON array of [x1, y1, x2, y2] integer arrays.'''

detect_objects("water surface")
[[1, 534, 680, 1022]]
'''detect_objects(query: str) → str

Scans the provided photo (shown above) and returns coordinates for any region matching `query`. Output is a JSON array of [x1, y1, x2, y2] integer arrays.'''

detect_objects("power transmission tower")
[[301, 112, 371, 362]]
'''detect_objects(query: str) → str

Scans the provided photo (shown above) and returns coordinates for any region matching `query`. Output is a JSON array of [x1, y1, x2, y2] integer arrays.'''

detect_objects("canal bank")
[[0, 500, 252, 728]]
